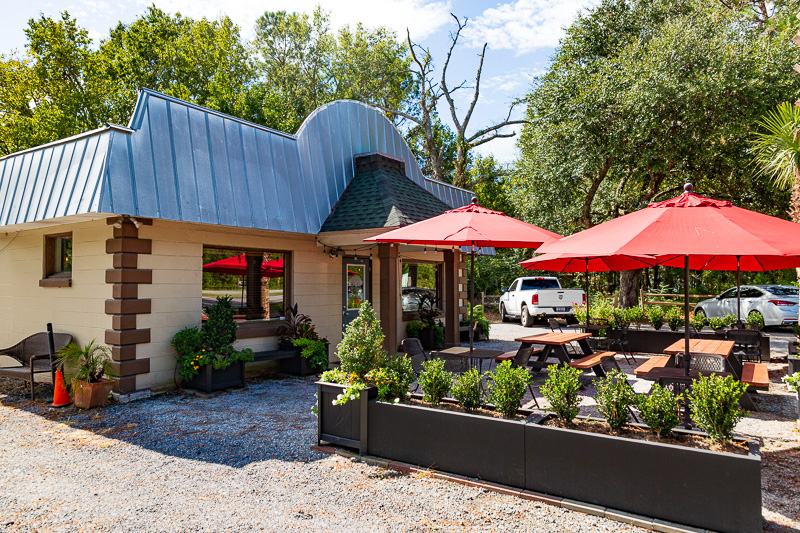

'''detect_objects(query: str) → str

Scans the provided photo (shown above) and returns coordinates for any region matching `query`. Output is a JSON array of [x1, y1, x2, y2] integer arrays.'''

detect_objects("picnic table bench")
[[633, 356, 671, 376], [515, 332, 610, 376], [568, 351, 617, 376], [741, 362, 769, 391]]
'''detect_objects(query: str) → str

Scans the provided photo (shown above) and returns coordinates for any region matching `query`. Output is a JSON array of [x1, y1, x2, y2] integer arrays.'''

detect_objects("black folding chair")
[[401, 338, 428, 392], [508, 345, 540, 409], [726, 329, 761, 363], [658, 376, 694, 429], [600, 322, 635, 364]]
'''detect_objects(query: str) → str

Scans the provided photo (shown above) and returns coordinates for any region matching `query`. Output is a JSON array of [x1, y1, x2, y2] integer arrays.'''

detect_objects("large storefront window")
[[202, 248, 288, 320], [401, 262, 441, 312]]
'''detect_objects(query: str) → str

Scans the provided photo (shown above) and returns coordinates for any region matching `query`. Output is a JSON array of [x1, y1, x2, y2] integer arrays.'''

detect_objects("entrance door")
[[343, 257, 371, 332]]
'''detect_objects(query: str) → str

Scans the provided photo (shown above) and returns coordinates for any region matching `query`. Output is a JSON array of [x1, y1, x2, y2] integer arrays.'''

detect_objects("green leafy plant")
[[487, 361, 531, 418], [405, 320, 425, 339], [782, 372, 800, 391], [746, 311, 764, 329], [626, 306, 646, 328], [293, 337, 328, 373], [172, 297, 254, 382], [708, 316, 728, 331], [637, 383, 681, 437], [369, 355, 415, 402], [689, 375, 749, 443], [433, 324, 445, 348], [722, 314, 737, 327], [277, 303, 315, 344], [451, 367, 485, 410], [690, 312, 706, 332], [666, 308, 684, 331], [338, 301, 386, 380], [320, 368, 348, 384], [540, 365, 582, 423], [418, 358, 452, 405], [609, 307, 628, 329], [573, 305, 588, 325], [594, 370, 636, 431], [472, 304, 491, 337], [56, 340, 116, 384], [647, 306, 665, 330]]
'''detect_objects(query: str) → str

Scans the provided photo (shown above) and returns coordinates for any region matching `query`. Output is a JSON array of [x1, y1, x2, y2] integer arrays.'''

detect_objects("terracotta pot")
[[71, 378, 113, 409]]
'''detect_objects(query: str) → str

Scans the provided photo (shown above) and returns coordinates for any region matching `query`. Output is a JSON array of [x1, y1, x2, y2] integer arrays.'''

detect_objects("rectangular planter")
[[625, 329, 770, 361], [280, 343, 329, 376], [317, 383, 376, 454], [185, 361, 245, 393], [368, 400, 526, 487], [524, 422, 761, 533], [788, 354, 800, 376], [317, 391, 762, 533]]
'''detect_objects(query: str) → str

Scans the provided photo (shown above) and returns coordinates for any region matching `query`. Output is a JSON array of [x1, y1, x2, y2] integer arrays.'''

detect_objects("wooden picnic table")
[[514, 332, 598, 373], [639, 366, 756, 411], [662, 338, 740, 379]]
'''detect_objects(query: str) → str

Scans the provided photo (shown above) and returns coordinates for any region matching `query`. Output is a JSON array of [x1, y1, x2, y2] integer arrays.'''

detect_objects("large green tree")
[[252, 8, 412, 133], [514, 0, 800, 305]]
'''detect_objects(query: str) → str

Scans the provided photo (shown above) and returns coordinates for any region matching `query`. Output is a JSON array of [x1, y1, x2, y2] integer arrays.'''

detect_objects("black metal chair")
[[401, 338, 428, 392], [508, 345, 540, 408], [599, 322, 635, 364], [549, 318, 581, 357], [0, 328, 73, 399], [726, 329, 761, 364], [658, 376, 694, 429]]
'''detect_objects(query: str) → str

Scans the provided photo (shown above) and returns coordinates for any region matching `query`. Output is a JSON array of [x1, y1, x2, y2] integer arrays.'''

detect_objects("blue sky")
[[0, 0, 598, 164]]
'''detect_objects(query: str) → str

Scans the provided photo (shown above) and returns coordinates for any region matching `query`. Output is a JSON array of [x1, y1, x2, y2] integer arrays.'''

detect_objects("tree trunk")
[[619, 269, 642, 309]]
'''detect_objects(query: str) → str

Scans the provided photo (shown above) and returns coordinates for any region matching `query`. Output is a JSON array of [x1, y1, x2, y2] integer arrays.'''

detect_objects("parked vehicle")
[[402, 287, 435, 312], [499, 277, 585, 327], [694, 285, 799, 327]]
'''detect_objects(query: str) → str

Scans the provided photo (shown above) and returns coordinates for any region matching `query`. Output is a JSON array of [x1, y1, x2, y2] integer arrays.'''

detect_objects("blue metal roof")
[[0, 89, 477, 233]]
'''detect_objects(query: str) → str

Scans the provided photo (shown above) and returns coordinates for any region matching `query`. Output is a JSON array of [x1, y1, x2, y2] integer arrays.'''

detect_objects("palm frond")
[[751, 102, 800, 190]]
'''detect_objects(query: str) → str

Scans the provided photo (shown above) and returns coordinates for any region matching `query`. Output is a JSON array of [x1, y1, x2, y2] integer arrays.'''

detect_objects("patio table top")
[[663, 339, 735, 358], [432, 346, 504, 359], [514, 332, 591, 345]]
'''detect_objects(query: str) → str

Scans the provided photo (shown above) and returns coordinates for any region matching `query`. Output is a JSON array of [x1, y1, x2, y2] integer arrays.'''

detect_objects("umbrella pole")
[[684, 255, 690, 376], [736, 256, 742, 327], [470, 243, 475, 355], [585, 259, 590, 332]]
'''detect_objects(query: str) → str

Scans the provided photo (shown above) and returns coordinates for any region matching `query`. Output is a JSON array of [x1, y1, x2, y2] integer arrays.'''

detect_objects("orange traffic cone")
[[52, 370, 70, 407]]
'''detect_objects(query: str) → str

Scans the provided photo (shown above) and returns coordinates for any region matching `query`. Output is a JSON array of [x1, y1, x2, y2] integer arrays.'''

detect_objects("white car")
[[693, 284, 799, 327], [499, 276, 585, 327]]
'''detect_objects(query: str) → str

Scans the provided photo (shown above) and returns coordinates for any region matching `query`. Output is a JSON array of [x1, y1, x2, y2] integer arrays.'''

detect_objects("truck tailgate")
[[536, 289, 583, 310]]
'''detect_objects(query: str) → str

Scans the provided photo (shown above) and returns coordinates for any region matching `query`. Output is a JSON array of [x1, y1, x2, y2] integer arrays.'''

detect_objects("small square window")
[[40, 233, 72, 287]]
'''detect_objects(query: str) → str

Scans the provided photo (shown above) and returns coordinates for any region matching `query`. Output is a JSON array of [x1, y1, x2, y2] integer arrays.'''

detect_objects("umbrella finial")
[[471, 196, 478, 204], [684, 183, 693, 193]]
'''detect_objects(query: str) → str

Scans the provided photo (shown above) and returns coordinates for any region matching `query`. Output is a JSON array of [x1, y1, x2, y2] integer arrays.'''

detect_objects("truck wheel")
[[500, 303, 509, 322], [521, 305, 534, 327]]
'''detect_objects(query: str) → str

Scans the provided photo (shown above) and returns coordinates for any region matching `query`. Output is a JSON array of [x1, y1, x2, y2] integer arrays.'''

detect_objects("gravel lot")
[[0, 320, 797, 532], [0, 377, 643, 533]]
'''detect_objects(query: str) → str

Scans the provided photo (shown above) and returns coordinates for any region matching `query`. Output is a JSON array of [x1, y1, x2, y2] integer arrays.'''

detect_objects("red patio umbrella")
[[520, 253, 658, 331], [203, 255, 284, 277], [366, 198, 562, 353], [537, 184, 800, 371]]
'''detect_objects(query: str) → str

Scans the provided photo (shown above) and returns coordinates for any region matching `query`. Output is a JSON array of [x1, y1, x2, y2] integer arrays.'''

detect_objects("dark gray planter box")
[[317, 383, 376, 454], [524, 421, 761, 533], [281, 343, 329, 376], [626, 329, 770, 361], [185, 361, 245, 393], [318, 392, 761, 533], [788, 353, 800, 376], [367, 400, 526, 487]]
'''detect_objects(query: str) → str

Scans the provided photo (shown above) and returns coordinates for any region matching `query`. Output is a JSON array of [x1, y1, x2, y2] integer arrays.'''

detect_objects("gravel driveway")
[[0, 377, 642, 533]]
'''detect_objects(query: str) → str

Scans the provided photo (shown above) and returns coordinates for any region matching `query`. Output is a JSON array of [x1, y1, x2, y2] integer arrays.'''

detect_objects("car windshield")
[[766, 286, 798, 296], [520, 278, 560, 290]]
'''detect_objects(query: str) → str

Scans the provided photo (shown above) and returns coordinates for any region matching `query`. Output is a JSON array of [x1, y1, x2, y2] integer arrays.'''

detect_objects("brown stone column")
[[443, 250, 460, 347], [378, 243, 398, 355], [105, 217, 152, 394]]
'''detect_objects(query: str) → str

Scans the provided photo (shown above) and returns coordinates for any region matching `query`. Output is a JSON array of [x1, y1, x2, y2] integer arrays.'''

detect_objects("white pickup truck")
[[499, 276, 586, 327]]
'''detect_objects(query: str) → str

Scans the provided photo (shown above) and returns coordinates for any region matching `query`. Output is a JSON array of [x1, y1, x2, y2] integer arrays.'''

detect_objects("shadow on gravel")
[[761, 445, 800, 532], [0, 376, 326, 468]]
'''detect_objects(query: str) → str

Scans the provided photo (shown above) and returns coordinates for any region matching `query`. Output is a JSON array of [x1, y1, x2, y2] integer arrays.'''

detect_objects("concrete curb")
[[312, 443, 720, 533]]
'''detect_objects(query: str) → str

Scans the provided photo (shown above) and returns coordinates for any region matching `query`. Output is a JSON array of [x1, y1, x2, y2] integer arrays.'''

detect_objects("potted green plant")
[[276, 303, 328, 375], [416, 293, 443, 350], [783, 372, 800, 421], [173, 296, 254, 393], [56, 340, 116, 409]]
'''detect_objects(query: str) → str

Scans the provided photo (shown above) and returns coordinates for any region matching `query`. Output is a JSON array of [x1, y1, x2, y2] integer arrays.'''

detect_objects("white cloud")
[[483, 68, 543, 93], [124, 0, 453, 41], [462, 0, 599, 55]]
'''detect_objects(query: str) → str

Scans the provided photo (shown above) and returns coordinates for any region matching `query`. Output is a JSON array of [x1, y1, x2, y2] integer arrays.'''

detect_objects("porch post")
[[378, 243, 399, 355], [443, 250, 460, 347]]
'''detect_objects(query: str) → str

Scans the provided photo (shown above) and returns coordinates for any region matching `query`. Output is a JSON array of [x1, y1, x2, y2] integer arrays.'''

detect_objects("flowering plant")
[[172, 297, 253, 382], [783, 372, 800, 392]]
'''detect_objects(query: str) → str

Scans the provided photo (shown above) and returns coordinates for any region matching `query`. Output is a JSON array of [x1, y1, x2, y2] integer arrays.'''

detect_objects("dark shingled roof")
[[320, 153, 451, 232]]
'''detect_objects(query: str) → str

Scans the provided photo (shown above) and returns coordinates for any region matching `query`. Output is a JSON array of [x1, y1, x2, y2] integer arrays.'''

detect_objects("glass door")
[[343, 257, 370, 331]]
